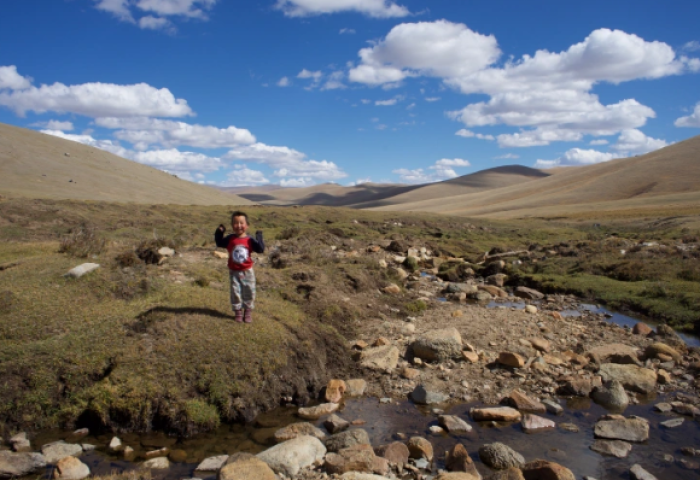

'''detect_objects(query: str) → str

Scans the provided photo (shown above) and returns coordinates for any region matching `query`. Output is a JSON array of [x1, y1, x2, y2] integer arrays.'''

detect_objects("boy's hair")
[[231, 211, 249, 224]]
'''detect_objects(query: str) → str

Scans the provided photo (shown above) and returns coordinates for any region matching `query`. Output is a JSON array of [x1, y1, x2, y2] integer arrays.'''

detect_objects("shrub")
[[276, 226, 300, 240], [59, 227, 107, 258], [405, 299, 427, 314], [115, 250, 139, 267]]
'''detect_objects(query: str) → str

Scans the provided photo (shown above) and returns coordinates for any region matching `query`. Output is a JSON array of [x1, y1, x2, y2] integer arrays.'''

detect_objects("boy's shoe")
[[234, 309, 244, 323], [244, 309, 253, 323]]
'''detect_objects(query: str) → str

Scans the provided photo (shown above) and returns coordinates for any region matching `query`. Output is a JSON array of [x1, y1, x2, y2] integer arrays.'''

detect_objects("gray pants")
[[230, 269, 256, 310]]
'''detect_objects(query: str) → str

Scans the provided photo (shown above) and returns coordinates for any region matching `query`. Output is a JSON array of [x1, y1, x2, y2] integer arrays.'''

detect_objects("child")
[[215, 211, 265, 323]]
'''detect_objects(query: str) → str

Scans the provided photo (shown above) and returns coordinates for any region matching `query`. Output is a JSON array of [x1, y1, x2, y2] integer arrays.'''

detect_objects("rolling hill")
[[0, 123, 251, 205]]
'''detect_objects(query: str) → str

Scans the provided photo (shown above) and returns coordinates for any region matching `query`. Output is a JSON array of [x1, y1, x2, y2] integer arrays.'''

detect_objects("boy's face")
[[231, 215, 248, 236]]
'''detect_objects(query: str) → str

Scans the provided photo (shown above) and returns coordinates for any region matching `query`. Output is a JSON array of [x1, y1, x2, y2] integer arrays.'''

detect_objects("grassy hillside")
[[0, 123, 251, 206]]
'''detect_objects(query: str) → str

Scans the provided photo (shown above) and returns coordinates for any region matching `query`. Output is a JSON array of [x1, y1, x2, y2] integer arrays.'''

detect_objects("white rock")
[[108, 437, 122, 451], [194, 455, 229, 472], [158, 247, 175, 257], [256, 435, 326, 477], [54, 456, 90, 480], [41, 442, 83, 464], [65, 263, 100, 278], [142, 457, 170, 469]]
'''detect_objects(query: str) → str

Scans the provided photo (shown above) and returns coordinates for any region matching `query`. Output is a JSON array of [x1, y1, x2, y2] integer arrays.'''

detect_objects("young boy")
[[215, 211, 265, 323]]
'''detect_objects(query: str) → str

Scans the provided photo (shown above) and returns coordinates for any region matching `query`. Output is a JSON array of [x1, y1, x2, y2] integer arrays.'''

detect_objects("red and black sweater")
[[214, 228, 265, 271]]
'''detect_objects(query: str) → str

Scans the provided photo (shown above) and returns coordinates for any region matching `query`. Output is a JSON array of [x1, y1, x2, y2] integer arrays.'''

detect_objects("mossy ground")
[[0, 197, 698, 435]]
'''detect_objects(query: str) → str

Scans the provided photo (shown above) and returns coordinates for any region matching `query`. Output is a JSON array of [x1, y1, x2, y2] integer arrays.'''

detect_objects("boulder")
[[524, 305, 537, 314], [324, 414, 350, 434], [412, 328, 463, 362], [521, 414, 555, 433], [506, 390, 546, 413], [478, 443, 525, 470], [407, 436, 433, 461], [478, 285, 508, 298], [257, 435, 326, 477], [195, 455, 229, 472], [514, 287, 544, 300], [632, 323, 653, 336], [218, 454, 276, 480], [54, 456, 90, 480], [498, 352, 525, 369], [528, 338, 550, 353], [484, 467, 525, 480], [446, 444, 480, 478], [591, 380, 629, 412], [9, 433, 31, 453], [359, 345, 400, 371], [590, 440, 632, 458], [645, 343, 682, 362], [65, 263, 100, 278], [383, 284, 401, 294], [558, 377, 594, 397], [325, 379, 347, 403], [446, 283, 478, 294], [340, 474, 392, 480], [587, 344, 640, 365], [542, 399, 563, 415], [346, 379, 368, 396], [486, 274, 507, 287], [41, 442, 83, 464], [435, 473, 481, 480], [629, 464, 659, 480], [411, 385, 449, 405], [325, 444, 378, 475], [298, 403, 339, 420], [471, 290, 493, 302], [142, 457, 170, 469], [274, 422, 326, 442], [521, 460, 575, 480], [471, 407, 521, 422], [375, 442, 409, 466], [438, 415, 473, 434], [0, 451, 47, 478], [594, 415, 649, 442], [598, 364, 656, 393], [325, 429, 371, 453]]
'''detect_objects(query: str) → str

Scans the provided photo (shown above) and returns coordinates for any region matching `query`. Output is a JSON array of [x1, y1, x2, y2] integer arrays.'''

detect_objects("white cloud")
[[434, 158, 470, 167], [589, 139, 609, 145], [94, 0, 216, 31], [455, 128, 494, 141], [132, 148, 222, 172], [394, 157, 470, 184], [0, 70, 192, 118], [277, 76, 291, 87], [139, 15, 173, 30], [349, 20, 500, 85], [298, 69, 323, 81], [280, 177, 314, 187], [534, 148, 622, 168], [683, 41, 700, 52], [0, 65, 32, 90], [41, 129, 132, 158], [225, 142, 347, 180], [135, 0, 217, 18], [94, 0, 134, 22], [375, 98, 398, 106], [425, 97, 440, 102], [675, 102, 700, 127], [322, 71, 346, 90], [95, 117, 255, 149], [339, 28, 356, 35], [37, 120, 75, 131], [348, 177, 371, 186], [493, 153, 519, 159], [221, 165, 270, 186], [406, 102, 415, 109], [611, 128, 668, 154], [275, 0, 409, 18]]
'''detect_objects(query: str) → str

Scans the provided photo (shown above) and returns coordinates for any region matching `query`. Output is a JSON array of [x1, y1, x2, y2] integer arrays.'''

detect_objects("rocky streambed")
[[3, 296, 700, 480]]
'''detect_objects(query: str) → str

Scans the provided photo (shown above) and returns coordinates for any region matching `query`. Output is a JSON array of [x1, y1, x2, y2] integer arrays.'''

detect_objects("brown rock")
[[168, 450, 187, 463], [522, 459, 575, 480], [594, 415, 649, 442], [479, 285, 508, 298], [506, 390, 546, 413], [298, 402, 340, 420], [53, 457, 90, 480], [485, 467, 525, 480], [549, 312, 563, 321], [373, 337, 391, 347], [587, 344, 640, 365], [558, 377, 593, 396], [401, 367, 421, 380], [560, 350, 588, 366], [273, 422, 327, 442], [529, 338, 550, 353], [375, 442, 409, 466], [435, 473, 481, 480], [498, 352, 525, 368], [632, 323, 653, 336], [645, 343, 682, 362], [144, 448, 169, 460], [324, 414, 350, 434], [407, 436, 433, 461], [345, 379, 367, 396], [446, 444, 480, 478], [463, 351, 479, 363], [470, 407, 522, 422], [514, 287, 544, 300], [324, 444, 376, 475], [383, 284, 401, 294], [521, 414, 555, 433], [218, 455, 276, 480], [325, 379, 347, 403]]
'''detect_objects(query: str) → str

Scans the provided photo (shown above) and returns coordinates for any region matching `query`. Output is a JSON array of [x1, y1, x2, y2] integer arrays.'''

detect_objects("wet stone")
[[590, 440, 632, 458], [594, 415, 649, 442], [438, 415, 473, 434], [411, 385, 449, 405], [324, 414, 350, 434], [407, 437, 433, 461], [274, 422, 326, 442], [629, 464, 659, 480], [660, 417, 684, 428], [479, 442, 525, 470], [542, 399, 563, 415], [521, 414, 555, 433]]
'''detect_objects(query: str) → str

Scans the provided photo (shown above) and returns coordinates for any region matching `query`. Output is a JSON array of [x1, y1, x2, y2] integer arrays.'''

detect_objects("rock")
[[274, 422, 326, 442], [213, 251, 228, 259], [542, 399, 563, 415], [144, 448, 169, 460], [486, 274, 507, 287], [54, 456, 90, 480], [558, 377, 594, 396], [660, 417, 684, 428], [257, 435, 326, 477], [429, 425, 444, 434], [389, 267, 409, 281], [108, 437, 122, 451], [594, 415, 649, 442], [360, 346, 400, 371], [65, 263, 100, 278], [407, 437, 433, 461], [438, 415, 473, 434], [218, 453, 276, 480], [462, 351, 479, 363], [325, 429, 371, 452], [558, 423, 579, 433], [598, 364, 656, 393], [340, 474, 391, 480], [401, 367, 420, 380], [633, 323, 653, 336], [590, 440, 632, 458], [158, 247, 175, 257], [402, 323, 416, 335], [373, 337, 391, 347], [587, 344, 640, 365], [446, 444, 480, 477], [9, 433, 31, 453], [529, 338, 550, 352], [436, 473, 481, 480], [446, 283, 478, 294], [629, 464, 659, 480], [521, 460, 575, 480], [325, 444, 378, 475], [412, 328, 463, 362], [168, 450, 187, 462], [0, 451, 47, 478], [142, 457, 170, 469], [324, 415, 350, 434], [645, 343, 682, 362], [375, 442, 409, 466], [325, 379, 347, 403], [521, 414, 555, 433], [498, 352, 525, 368], [478, 285, 508, 298], [471, 291, 493, 302], [383, 284, 401, 294], [656, 369, 672, 384], [471, 407, 521, 422], [484, 467, 525, 480], [41, 442, 83, 464], [506, 390, 546, 413], [654, 402, 673, 413], [479, 443, 525, 470], [591, 380, 629, 412], [524, 305, 538, 314], [122, 447, 136, 461], [195, 455, 229, 472], [514, 287, 544, 300], [671, 402, 700, 416], [346, 379, 367, 397], [411, 385, 449, 405], [298, 403, 339, 420]]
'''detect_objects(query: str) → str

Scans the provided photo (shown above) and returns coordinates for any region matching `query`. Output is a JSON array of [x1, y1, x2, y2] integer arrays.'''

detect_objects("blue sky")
[[1, 0, 699, 187]]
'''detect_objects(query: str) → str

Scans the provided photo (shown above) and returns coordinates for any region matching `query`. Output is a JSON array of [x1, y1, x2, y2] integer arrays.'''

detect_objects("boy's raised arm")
[[252, 230, 265, 253], [214, 224, 229, 248]]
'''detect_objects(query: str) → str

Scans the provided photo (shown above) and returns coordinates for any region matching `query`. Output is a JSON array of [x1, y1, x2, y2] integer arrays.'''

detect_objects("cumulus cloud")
[[94, 0, 216, 31], [275, 0, 409, 18], [94, 0, 134, 21], [349, 20, 500, 86], [339, 28, 356, 35], [590, 139, 609, 145], [35, 120, 75, 131], [280, 177, 314, 187], [534, 148, 622, 168], [434, 158, 470, 167], [0, 70, 192, 118], [683, 41, 700, 52], [221, 165, 270, 186], [675, 102, 700, 127], [132, 148, 223, 172], [277, 76, 291, 87], [225, 142, 347, 180], [455, 129, 494, 141], [0, 65, 32, 90], [139, 15, 173, 31], [611, 129, 668, 154], [393, 157, 470, 184], [41, 129, 132, 158], [322, 71, 346, 90], [95, 117, 255, 149], [375, 94, 404, 106]]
